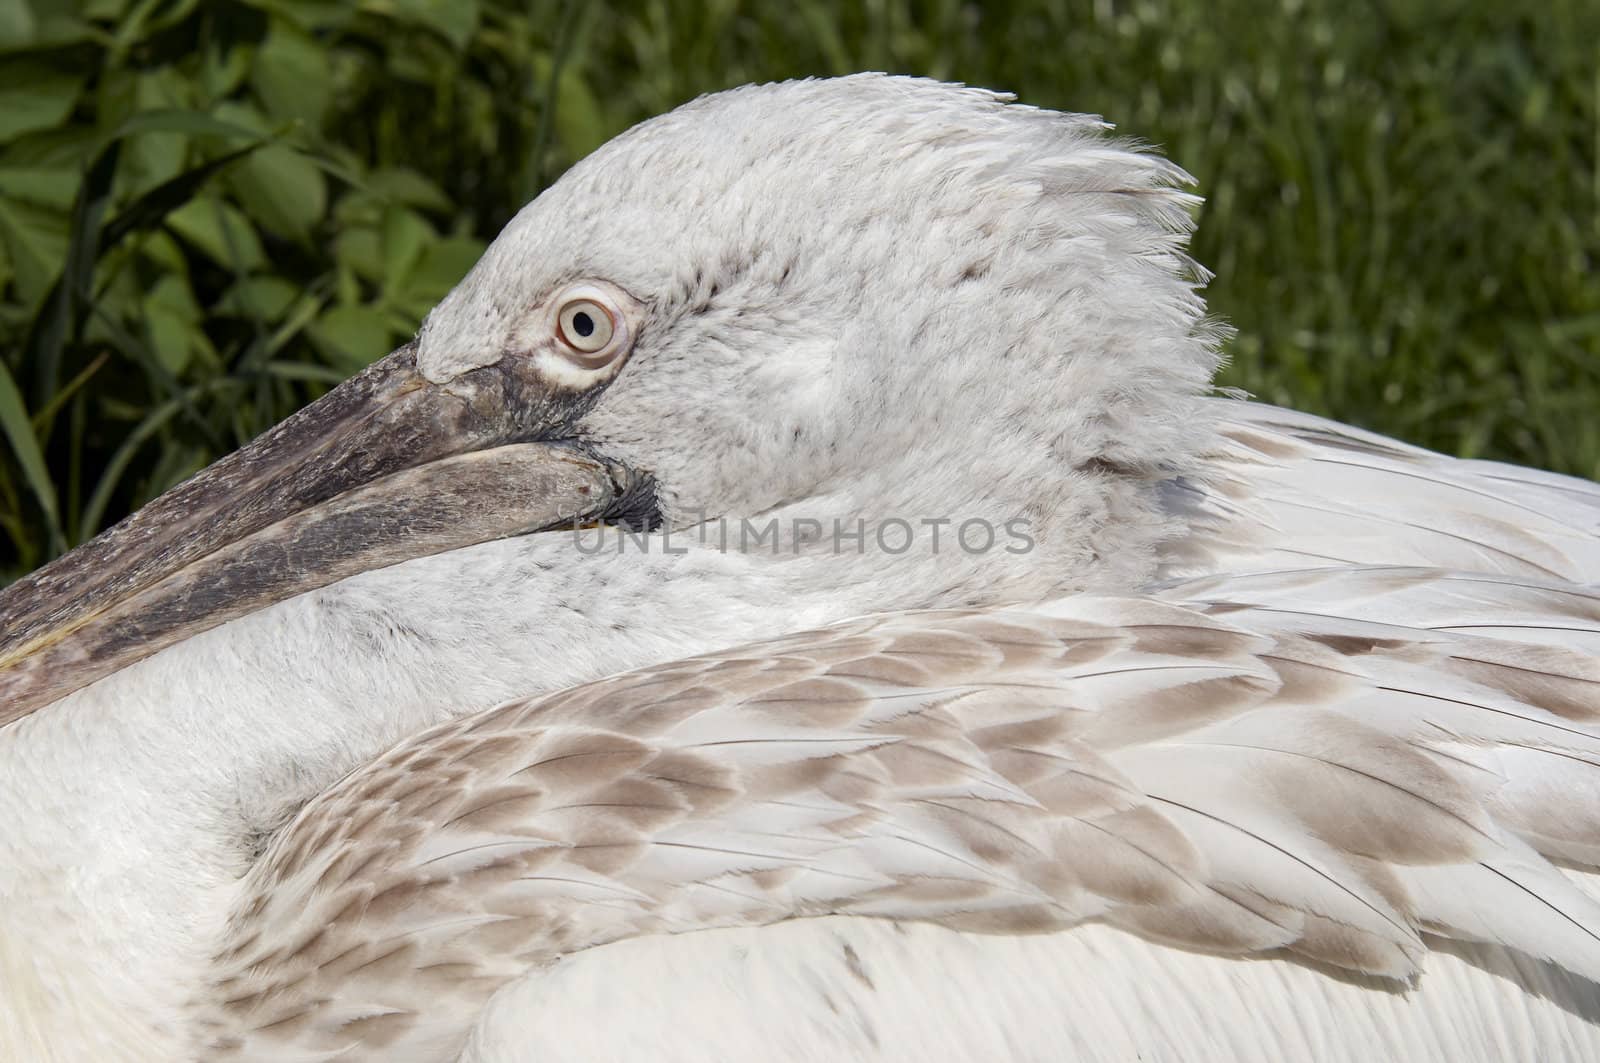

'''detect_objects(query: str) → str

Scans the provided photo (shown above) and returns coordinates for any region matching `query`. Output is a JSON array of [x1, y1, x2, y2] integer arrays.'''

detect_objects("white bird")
[[3, 74, 1600, 1062]]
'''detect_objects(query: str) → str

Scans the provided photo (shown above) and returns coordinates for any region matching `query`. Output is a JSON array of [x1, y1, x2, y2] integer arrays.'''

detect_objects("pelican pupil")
[[573, 312, 595, 338]]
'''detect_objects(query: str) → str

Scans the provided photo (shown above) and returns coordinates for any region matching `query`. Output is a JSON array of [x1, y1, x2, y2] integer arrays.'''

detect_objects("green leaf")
[[201, 37, 254, 105], [309, 303, 394, 371], [257, 290, 325, 359], [218, 274, 298, 319], [379, 204, 431, 296], [229, 142, 326, 239], [380, 306, 415, 335], [243, 0, 354, 32], [94, 67, 141, 136], [0, 120, 100, 174], [333, 225, 382, 282], [110, 108, 265, 146], [403, 235, 484, 303], [0, 72, 81, 144], [124, 72, 195, 193], [0, 356, 63, 552], [165, 196, 266, 270], [365, 167, 452, 213], [132, 229, 185, 273], [82, 0, 129, 18], [0, 0, 36, 49], [0, 165, 81, 210], [298, 150, 367, 195], [0, 197, 68, 304], [252, 16, 330, 126], [23, 10, 97, 48], [106, 0, 205, 63], [144, 273, 200, 320], [145, 304, 192, 374], [370, 0, 479, 50], [555, 67, 610, 161], [104, 137, 272, 250]]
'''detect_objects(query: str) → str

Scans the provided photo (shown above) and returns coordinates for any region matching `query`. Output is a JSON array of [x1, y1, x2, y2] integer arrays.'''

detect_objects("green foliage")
[[1, 0, 1597, 579]]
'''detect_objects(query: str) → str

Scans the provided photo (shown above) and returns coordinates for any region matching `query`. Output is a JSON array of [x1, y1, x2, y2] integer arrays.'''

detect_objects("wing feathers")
[[1170, 401, 1600, 584], [201, 586, 1600, 1060]]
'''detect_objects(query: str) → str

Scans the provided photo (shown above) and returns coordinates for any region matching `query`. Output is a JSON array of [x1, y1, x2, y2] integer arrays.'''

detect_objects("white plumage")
[[2, 74, 1599, 1061]]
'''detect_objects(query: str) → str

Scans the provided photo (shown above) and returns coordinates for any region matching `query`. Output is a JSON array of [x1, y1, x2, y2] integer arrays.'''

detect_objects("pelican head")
[[0, 74, 1221, 726]]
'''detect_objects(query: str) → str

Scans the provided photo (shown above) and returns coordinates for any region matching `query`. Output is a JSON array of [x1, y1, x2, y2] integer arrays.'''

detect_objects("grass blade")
[[0, 358, 64, 554], [101, 138, 271, 248], [29, 351, 108, 436], [77, 376, 242, 542], [23, 140, 120, 406]]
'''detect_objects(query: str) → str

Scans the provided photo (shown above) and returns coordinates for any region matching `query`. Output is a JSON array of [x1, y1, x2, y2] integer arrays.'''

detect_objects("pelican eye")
[[544, 284, 633, 376], [557, 298, 617, 356]]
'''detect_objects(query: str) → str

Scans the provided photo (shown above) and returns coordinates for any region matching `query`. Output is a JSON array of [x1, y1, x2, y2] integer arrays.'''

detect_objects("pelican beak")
[[0, 343, 642, 725]]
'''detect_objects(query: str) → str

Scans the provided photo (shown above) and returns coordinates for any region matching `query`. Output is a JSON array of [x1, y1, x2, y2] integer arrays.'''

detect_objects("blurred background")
[[0, 0, 1596, 579]]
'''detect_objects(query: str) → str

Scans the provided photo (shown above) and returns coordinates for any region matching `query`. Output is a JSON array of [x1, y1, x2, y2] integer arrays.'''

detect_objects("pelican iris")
[[4, 75, 1600, 1061]]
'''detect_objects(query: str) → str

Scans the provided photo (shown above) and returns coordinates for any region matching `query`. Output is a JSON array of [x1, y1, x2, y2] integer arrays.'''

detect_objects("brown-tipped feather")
[[198, 588, 1600, 1060]]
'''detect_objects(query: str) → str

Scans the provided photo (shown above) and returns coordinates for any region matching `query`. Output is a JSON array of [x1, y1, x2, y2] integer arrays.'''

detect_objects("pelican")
[[4, 74, 1600, 1062]]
